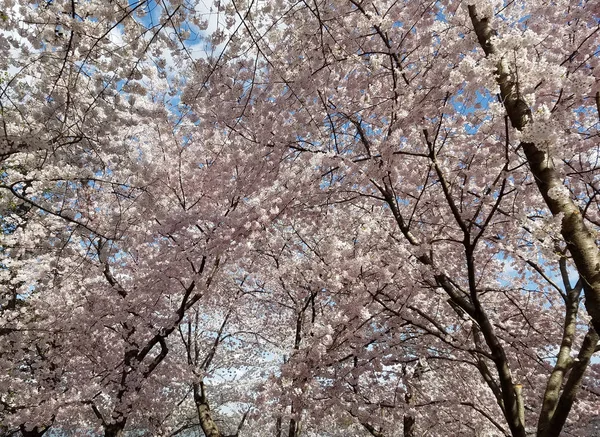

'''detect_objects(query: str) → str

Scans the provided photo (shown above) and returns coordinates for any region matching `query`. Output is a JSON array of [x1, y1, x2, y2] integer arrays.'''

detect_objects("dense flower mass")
[[1, 1, 600, 436]]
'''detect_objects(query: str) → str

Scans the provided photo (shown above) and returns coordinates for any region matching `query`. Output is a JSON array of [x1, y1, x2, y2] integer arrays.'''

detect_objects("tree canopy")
[[1, 1, 600, 436]]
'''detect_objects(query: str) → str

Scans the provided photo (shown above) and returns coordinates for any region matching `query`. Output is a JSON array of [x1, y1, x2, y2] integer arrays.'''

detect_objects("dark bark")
[[288, 418, 297, 437], [377, 174, 523, 435], [19, 425, 51, 437], [403, 414, 415, 437], [104, 421, 126, 437], [465, 245, 526, 437], [360, 422, 384, 437]]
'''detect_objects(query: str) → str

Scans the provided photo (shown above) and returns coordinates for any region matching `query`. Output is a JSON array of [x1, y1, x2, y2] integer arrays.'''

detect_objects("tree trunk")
[[19, 425, 51, 437], [194, 381, 222, 437], [544, 327, 599, 437], [288, 417, 297, 437], [537, 284, 581, 435], [403, 414, 415, 437], [468, 3, 600, 337], [104, 422, 126, 437]]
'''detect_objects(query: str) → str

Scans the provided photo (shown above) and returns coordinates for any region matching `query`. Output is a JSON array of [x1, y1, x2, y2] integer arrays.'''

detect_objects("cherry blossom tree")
[[2, 0, 600, 437], [0, 1, 273, 435], [184, 0, 600, 436]]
